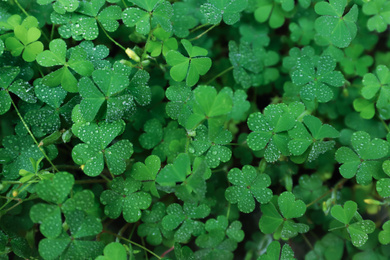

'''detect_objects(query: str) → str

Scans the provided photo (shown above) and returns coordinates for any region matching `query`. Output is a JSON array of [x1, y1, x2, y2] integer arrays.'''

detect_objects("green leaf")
[[156, 153, 191, 186], [95, 242, 127, 260], [314, 0, 358, 48], [30, 204, 62, 238], [376, 178, 390, 198], [379, 220, 390, 245], [363, 0, 390, 33], [255, 0, 288, 29], [331, 200, 357, 225], [200, 0, 248, 25], [258, 241, 296, 260], [278, 191, 306, 219], [36, 171, 75, 204]]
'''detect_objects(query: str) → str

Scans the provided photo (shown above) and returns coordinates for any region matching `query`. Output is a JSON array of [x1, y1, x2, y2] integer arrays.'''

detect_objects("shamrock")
[[36, 39, 94, 92], [305, 233, 344, 260], [166, 40, 212, 87], [200, 0, 248, 25], [162, 203, 210, 242], [137, 202, 173, 246], [225, 165, 272, 213], [0, 66, 36, 115], [314, 0, 358, 48], [37, 0, 79, 14], [340, 44, 374, 77], [122, 0, 173, 35], [293, 174, 327, 208], [96, 242, 129, 260], [330, 201, 375, 247], [376, 178, 390, 198], [259, 192, 309, 239], [171, 2, 198, 38], [139, 119, 163, 149], [239, 24, 270, 46], [289, 17, 315, 46], [100, 176, 152, 223], [130, 155, 161, 197], [254, 0, 290, 29], [146, 27, 178, 57], [291, 55, 345, 103], [220, 88, 250, 122], [335, 131, 388, 185], [165, 82, 193, 125], [71, 120, 134, 177], [4, 15, 43, 62], [258, 241, 296, 260], [77, 41, 110, 70], [379, 220, 390, 245], [247, 103, 297, 162], [288, 115, 340, 162], [363, 0, 390, 33]]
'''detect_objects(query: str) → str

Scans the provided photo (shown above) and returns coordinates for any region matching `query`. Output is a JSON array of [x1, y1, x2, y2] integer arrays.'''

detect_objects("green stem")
[[226, 202, 231, 219], [50, 23, 55, 41], [189, 24, 219, 41], [301, 233, 314, 251], [97, 19, 126, 51], [379, 117, 390, 132], [121, 0, 128, 8], [9, 94, 58, 172], [13, 0, 29, 17], [306, 178, 348, 208], [205, 66, 233, 85], [190, 23, 210, 33]]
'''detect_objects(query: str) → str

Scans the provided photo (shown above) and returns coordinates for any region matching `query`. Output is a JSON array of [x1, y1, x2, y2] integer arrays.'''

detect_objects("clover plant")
[[1, 0, 390, 259]]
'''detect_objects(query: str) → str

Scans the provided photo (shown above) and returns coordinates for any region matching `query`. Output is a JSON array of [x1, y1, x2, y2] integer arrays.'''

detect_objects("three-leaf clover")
[[291, 55, 345, 103], [200, 0, 248, 25], [225, 165, 272, 213], [146, 27, 178, 57], [36, 39, 94, 92], [100, 176, 152, 223], [247, 103, 296, 162], [293, 174, 327, 208], [258, 241, 296, 260], [362, 0, 390, 33], [335, 131, 388, 185], [314, 0, 358, 48], [259, 192, 309, 239], [122, 0, 173, 34], [330, 201, 375, 247], [166, 39, 212, 87], [254, 0, 290, 29], [379, 220, 390, 245], [340, 44, 374, 77], [72, 120, 134, 176], [130, 155, 161, 198]]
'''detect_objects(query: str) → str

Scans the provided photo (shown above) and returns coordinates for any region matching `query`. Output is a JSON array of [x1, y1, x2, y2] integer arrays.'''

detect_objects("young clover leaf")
[[305, 233, 344, 260], [156, 153, 191, 186], [139, 119, 163, 149], [247, 103, 296, 162], [254, 0, 290, 29], [72, 120, 134, 177], [30, 172, 74, 238], [293, 174, 327, 208], [130, 155, 161, 198], [37, 0, 79, 14], [171, 2, 198, 38], [335, 131, 388, 185], [314, 0, 358, 48], [36, 39, 94, 92], [96, 242, 129, 260], [38, 211, 104, 260], [4, 15, 43, 62], [146, 27, 178, 57], [0, 66, 36, 115], [258, 241, 296, 260], [361, 65, 390, 118], [78, 69, 134, 122], [221, 88, 250, 122], [122, 0, 173, 35], [186, 85, 233, 140], [259, 192, 309, 239], [100, 176, 152, 223], [137, 202, 173, 246], [291, 55, 345, 103], [289, 17, 315, 46], [288, 115, 340, 162], [162, 203, 210, 243], [166, 39, 212, 87], [340, 44, 374, 77], [200, 0, 248, 25], [165, 82, 193, 125], [330, 201, 375, 247], [363, 0, 390, 33], [78, 41, 110, 70], [225, 165, 272, 213], [195, 216, 244, 259], [379, 220, 390, 245]]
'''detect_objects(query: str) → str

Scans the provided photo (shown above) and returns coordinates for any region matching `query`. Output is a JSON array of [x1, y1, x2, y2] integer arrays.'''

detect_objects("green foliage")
[[2, 0, 390, 259]]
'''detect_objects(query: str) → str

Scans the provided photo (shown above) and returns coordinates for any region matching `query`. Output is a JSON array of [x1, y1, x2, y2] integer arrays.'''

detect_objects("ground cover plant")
[[1, 0, 390, 259]]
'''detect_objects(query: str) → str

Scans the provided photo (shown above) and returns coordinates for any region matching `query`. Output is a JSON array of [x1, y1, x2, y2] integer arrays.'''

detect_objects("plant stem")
[[301, 233, 314, 250], [379, 117, 390, 132], [306, 178, 348, 208], [9, 94, 58, 172], [97, 19, 126, 51], [121, 0, 128, 8], [189, 24, 219, 42], [205, 66, 234, 85], [190, 23, 209, 33]]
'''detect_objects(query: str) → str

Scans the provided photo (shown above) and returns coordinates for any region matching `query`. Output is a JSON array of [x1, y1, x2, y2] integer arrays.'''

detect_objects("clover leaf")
[[330, 201, 375, 247], [376, 178, 390, 198], [288, 115, 339, 162], [363, 0, 390, 33], [293, 174, 327, 208], [36, 39, 94, 92], [137, 202, 173, 246], [254, 0, 290, 29], [200, 0, 248, 25], [379, 220, 390, 245], [171, 2, 198, 38], [340, 44, 374, 77], [72, 120, 134, 176], [146, 27, 178, 57], [259, 192, 309, 239], [37, 0, 79, 14], [166, 39, 212, 87], [4, 15, 43, 62], [258, 241, 296, 260], [96, 242, 128, 260], [291, 55, 345, 103], [247, 103, 296, 162], [100, 176, 152, 223], [289, 17, 315, 46], [162, 203, 210, 243], [225, 165, 272, 213], [335, 131, 388, 185], [314, 0, 358, 48], [130, 155, 161, 197], [122, 0, 173, 34], [305, 233, 344, 260], [139, 119, 163, 149]]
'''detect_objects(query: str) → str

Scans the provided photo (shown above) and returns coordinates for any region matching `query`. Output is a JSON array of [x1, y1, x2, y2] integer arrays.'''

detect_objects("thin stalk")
[[205, 66, 233, 85], [10, 94, 58, 172], [97, 19, 126, 51], [379, 117, 390, 132], [190, 23, 210, 33], [50, 23, 55, 41], [301, 233, 314, 251], [189, 24, 219, 41], [306, 178, 348, 208], [121, 0, 128, 8], [141, 237, 148, 260]]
